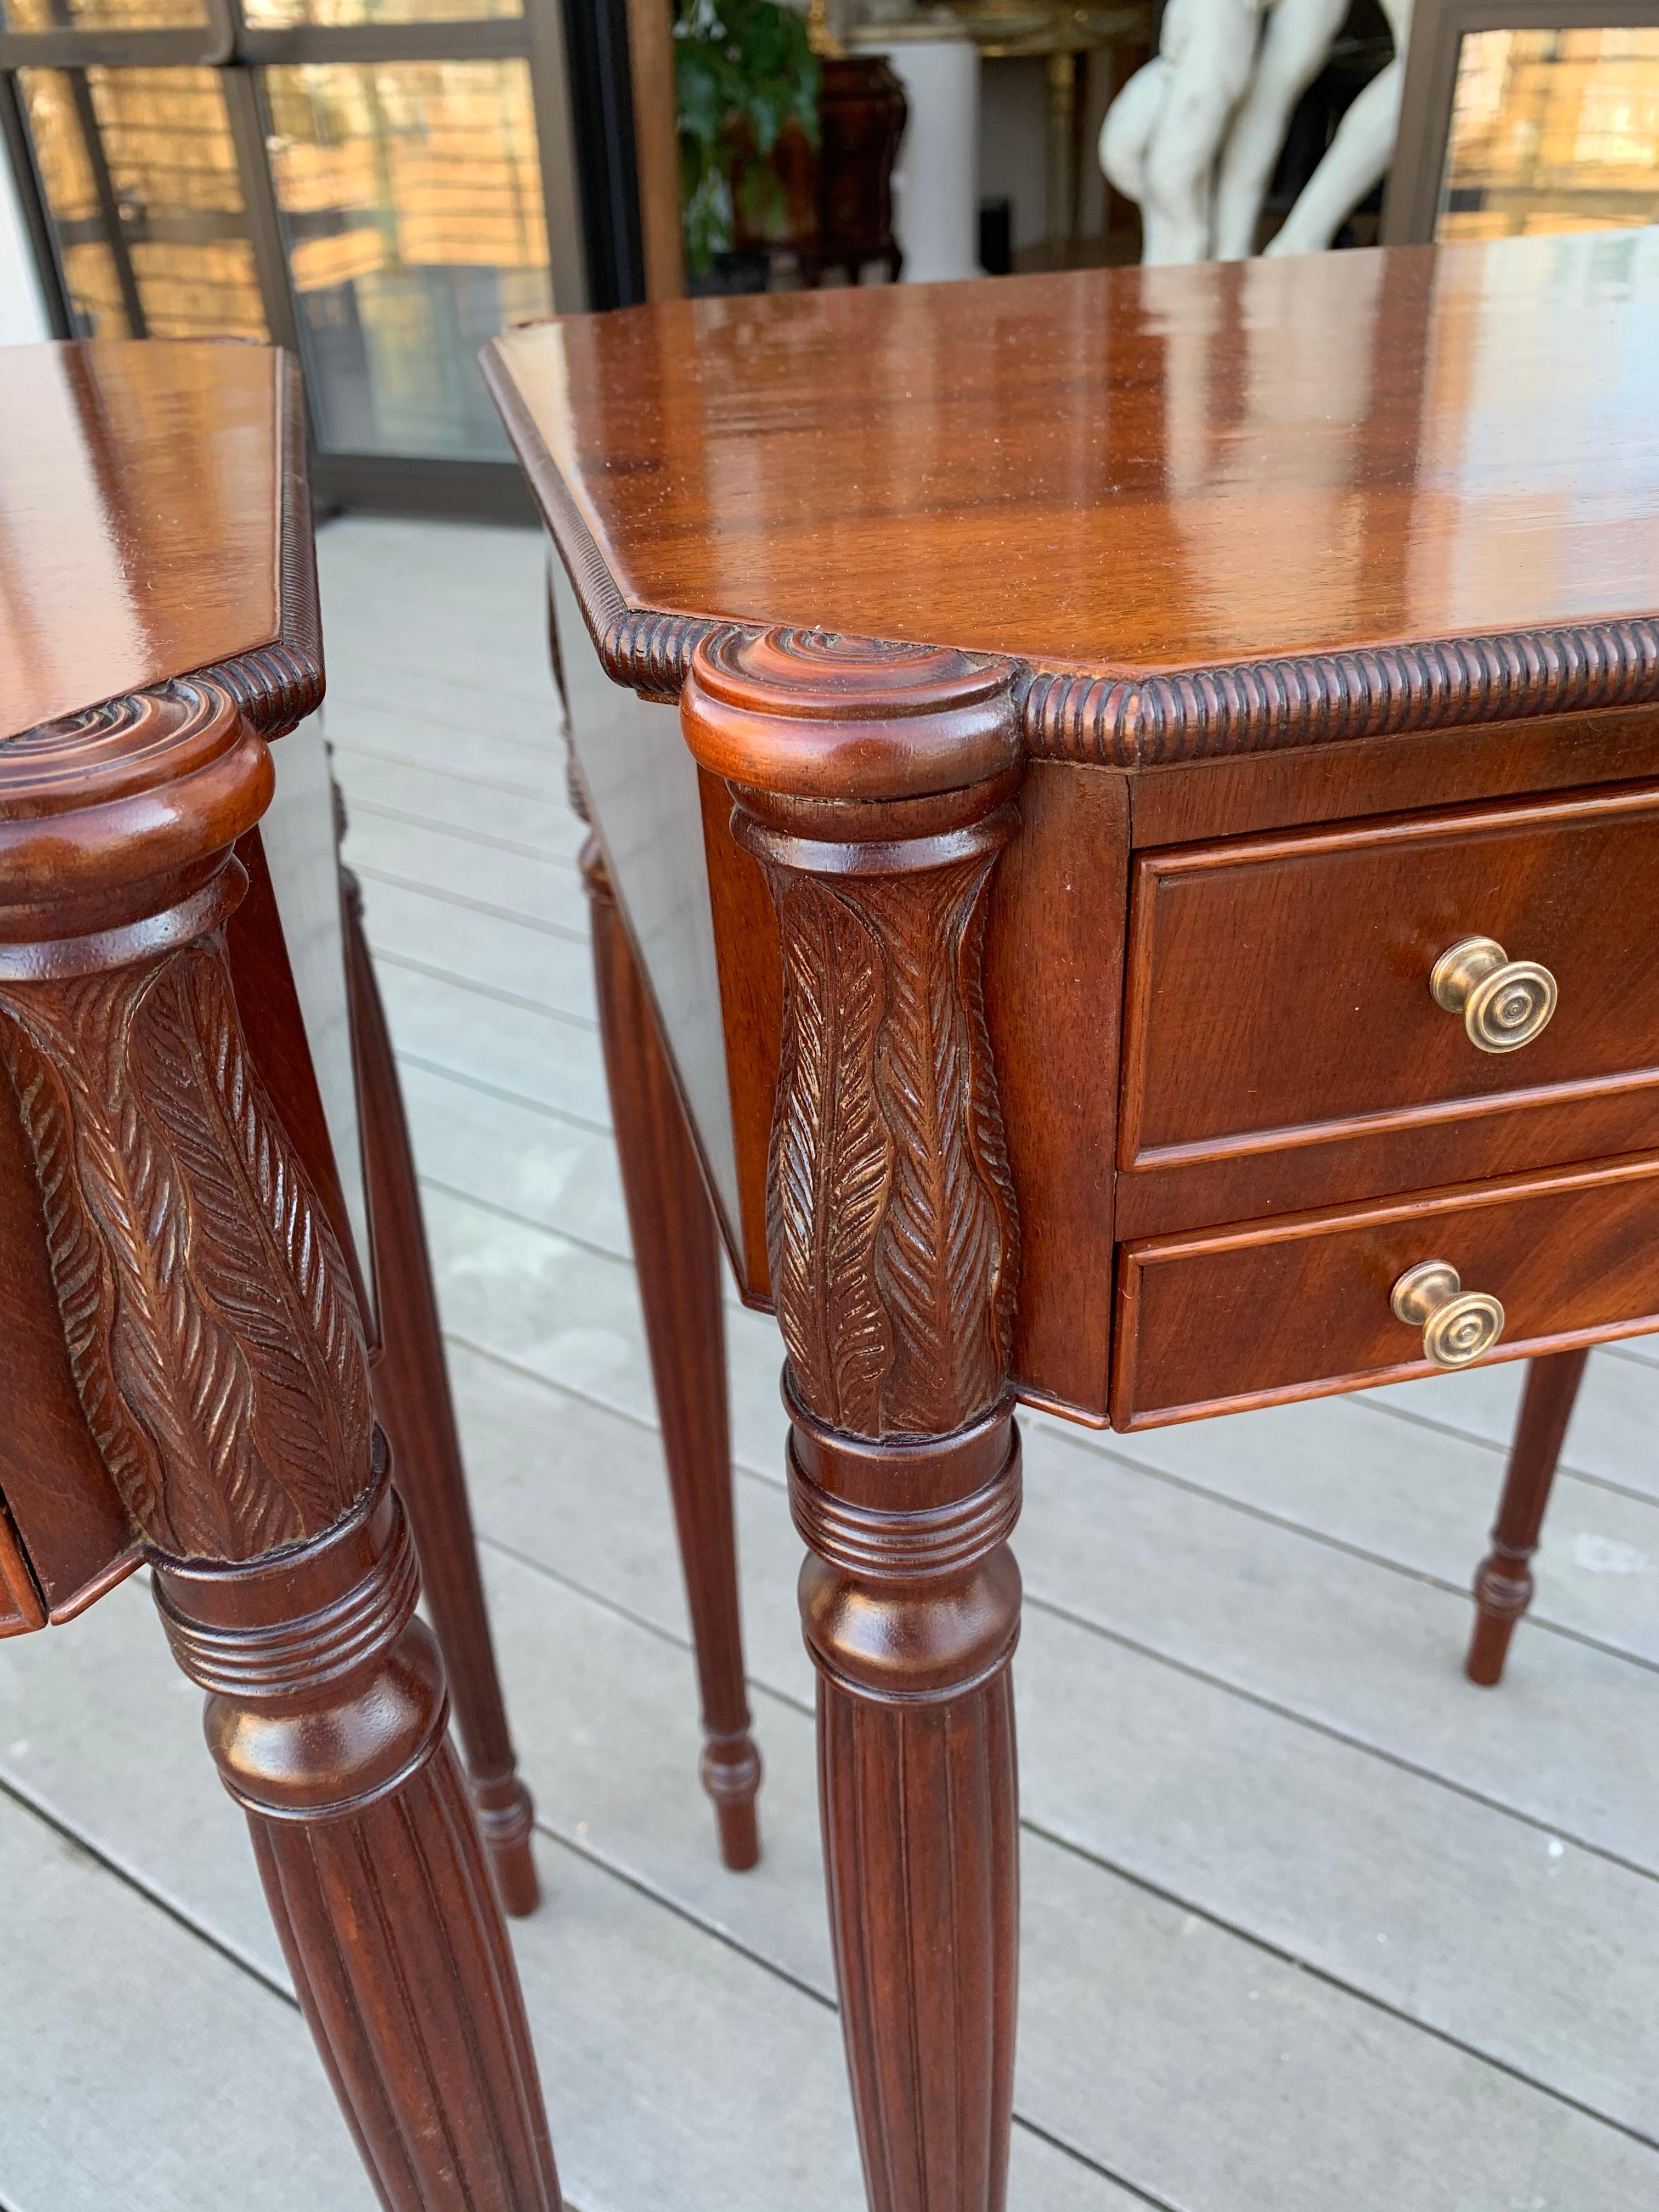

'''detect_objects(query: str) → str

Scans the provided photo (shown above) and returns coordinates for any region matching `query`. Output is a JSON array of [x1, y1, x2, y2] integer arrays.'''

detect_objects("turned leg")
[[580, 833, 761, 1868], [342, 865, 540, 1914], [0, 757, 559, 2212], [793, 1396, 1022, 2211], [1467, 1347, 1589, 1687], [683, 627, 1025, 2211], [154, 1450, 558, 2210]]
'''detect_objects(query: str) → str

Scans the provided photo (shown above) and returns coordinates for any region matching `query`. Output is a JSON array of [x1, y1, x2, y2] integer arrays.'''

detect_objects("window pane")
[[60, 238, 133, 334], [1, 0, 205, 31], [266, 59, 551, 459], [128, 234, 267, 335], [244, 0, 518, 27], [17, 67, 101, 228], [1440, 28, 1659, 241], [19, 65, 268, 338]]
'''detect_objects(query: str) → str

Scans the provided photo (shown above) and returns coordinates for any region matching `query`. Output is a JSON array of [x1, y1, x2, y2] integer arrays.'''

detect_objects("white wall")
[[0, 140, 49, 345], [978, 52, 1121, 255], [979, 56, 1049, 251]]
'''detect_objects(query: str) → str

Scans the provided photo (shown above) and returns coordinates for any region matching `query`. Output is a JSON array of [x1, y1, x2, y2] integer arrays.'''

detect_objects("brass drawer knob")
[[1391, 1260, 1505, 1367], [1430, 935, 1556, 1053]]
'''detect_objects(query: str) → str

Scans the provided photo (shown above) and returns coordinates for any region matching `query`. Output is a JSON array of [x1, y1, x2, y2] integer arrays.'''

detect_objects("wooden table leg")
[[684, 629, 1025, 2212], [580, 833, 763, 1869], [154, 1454, 557, 2210], [342, 865, 540, 1915], [1467, 1347, 1589, 1687], [0, 836, 560, 2212]]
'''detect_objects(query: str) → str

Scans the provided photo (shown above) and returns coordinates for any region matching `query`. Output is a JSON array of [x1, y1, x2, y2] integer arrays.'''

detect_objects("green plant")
[[673, 0, 820, 275]]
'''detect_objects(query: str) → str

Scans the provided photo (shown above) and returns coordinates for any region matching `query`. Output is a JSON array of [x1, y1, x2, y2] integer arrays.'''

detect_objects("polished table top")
[[488, 229, 1659, 702], [0, 341, 289, 740]]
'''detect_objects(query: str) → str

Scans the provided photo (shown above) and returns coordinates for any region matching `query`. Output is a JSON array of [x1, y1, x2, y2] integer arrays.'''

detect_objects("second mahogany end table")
[[486, 230, 1659, 2212]]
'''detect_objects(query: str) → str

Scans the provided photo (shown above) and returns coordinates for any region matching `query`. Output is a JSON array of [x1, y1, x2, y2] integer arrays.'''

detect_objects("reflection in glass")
[[1440, 28, 1659, 240], [265, 60, 551, 458], [19, 66, 267, 337], [244, 0, 517, 29], [0, 0, 204, 31]]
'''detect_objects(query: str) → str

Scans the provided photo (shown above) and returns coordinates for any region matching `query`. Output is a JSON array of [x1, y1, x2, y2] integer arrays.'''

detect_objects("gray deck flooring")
[[4, 515, 1658, 2211]]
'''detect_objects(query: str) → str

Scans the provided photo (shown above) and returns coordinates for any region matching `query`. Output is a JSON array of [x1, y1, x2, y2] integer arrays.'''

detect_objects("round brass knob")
[[1430, 935, 1556, 1053], [1391, 1260, 1505, 1368]]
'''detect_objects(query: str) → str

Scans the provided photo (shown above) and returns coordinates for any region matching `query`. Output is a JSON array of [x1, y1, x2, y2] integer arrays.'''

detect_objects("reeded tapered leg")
[[342, 865, 539, 1913], [155, 1459, 558, 2212], [1467, 1347, 1589, 1686], [0, 747, 559, 2212], [580, 833, 761, 1867], [793, 1398, 1022, 2212], [683, 626, 1025, 2211]]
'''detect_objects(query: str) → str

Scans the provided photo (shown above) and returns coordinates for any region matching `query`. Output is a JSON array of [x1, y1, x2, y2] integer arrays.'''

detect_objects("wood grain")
[[154, 1466, 561, 2212], [1114, 1153, 1659, 1429], [486, 232, 1659, 763], [1120, 782, 1659, 1167], [0, 360, 555, 2212], [1126, 707, 1659, 848], [984, 761, 1127, 1421], [1466, 1347, 1589, 1689], [584, 830, 763, 1870], [0, 1011, 138, 1627], [685, 627, 1026, 2210], [698, 761, 781, 1299], [0, 1497, 47, 1635], [0, 344, 297, 741], [0, 907, 373, 1560]]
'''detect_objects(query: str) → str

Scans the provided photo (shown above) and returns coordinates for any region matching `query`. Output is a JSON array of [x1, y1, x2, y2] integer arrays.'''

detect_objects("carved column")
[[682, 630, 1025, 2212], [0, 684, 559, 2212]]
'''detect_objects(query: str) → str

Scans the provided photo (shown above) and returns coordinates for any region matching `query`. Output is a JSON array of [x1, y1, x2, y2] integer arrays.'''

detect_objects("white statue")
[[1098, 0, 1265, 265], [1263, 0, 1413, 257], [1100, 0, 1414, 264]]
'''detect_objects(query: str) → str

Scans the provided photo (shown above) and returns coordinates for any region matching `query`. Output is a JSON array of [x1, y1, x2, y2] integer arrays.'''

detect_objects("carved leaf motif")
[[0, 935, 371, 1560], [955, 885, 1020, 1372], [763, 831, 1019, 1443], [767, 874, 894, 1432], [859, 856, 1009, 1435], [5, 966, 249, 1555], [137, 950, 370, 1543], [1, 1020, 169, 1538]]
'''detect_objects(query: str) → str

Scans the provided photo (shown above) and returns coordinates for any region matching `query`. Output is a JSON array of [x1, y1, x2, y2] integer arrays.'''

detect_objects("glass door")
[[1, 0, 592, 511]]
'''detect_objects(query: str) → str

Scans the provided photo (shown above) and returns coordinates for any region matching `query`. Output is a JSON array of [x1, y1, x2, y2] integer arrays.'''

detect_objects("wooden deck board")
[[0, 1786, 373, 2212]]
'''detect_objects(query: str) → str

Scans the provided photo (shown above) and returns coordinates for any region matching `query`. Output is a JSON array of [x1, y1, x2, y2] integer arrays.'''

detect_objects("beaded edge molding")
[[488, 346, 1659, 768], [1017, 618, 1659, 766], [565, 600, 1659, 770], [208, 354, 324, 740], [4, 353, 324, 754]]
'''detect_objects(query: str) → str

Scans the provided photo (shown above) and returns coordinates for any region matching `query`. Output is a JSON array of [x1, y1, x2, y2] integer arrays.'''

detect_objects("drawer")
[[1111, 1152, 1659, 1429], [1119, 783, 1659, 1169]]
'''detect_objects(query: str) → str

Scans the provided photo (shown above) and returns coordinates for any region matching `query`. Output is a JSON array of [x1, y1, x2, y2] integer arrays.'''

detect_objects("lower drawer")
[[1111, 1153, 1659, 1429]]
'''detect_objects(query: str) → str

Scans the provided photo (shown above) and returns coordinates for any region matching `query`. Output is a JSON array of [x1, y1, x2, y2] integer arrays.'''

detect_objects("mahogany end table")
[[487, 229, 1659, 2212], [0, 340, 556, 2209]]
